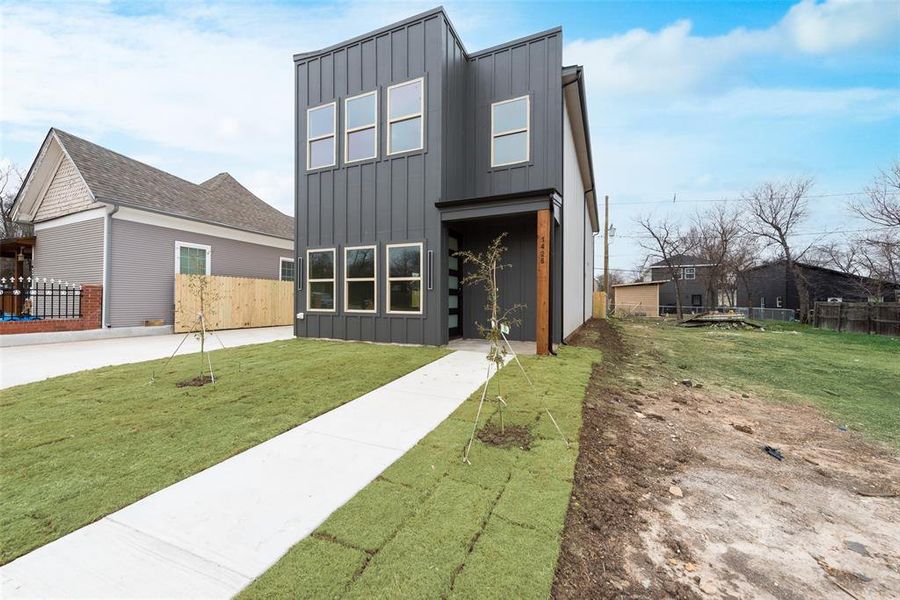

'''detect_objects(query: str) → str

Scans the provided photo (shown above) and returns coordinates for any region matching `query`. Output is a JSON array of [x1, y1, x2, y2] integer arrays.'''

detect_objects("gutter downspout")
[[102, 204, 119, 328]]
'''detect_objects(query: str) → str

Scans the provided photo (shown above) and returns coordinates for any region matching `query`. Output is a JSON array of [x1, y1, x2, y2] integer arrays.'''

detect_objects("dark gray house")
[[292, 8, 599, 354], [12, 128, 295, 329], [738, 260, 899, 313], [646, 255, 721, 312]]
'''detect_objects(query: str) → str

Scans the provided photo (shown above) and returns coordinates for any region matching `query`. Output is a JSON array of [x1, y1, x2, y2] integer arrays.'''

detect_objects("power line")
[[606, 191, 868, 207], [613, 225, 895, 240]]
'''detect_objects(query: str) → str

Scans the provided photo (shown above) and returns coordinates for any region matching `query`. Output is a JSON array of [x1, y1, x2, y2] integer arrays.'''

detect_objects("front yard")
[[0, 339, 447, 564]]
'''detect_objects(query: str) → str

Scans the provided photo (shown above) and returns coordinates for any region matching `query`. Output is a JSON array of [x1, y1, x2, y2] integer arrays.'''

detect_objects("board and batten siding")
[[562, 102, 588, 339], [32, 217, 104, 285], [295, 12, 447, 345], [107, 218, 292, 327]]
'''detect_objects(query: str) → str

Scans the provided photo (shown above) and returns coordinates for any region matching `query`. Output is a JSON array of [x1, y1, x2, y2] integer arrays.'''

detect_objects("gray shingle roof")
[[53, 129, 293, 240]]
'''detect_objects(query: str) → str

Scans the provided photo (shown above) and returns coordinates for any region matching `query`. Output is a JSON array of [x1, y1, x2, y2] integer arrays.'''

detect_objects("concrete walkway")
[[0, 326, 294, 389], [0, 350, 492, 599]]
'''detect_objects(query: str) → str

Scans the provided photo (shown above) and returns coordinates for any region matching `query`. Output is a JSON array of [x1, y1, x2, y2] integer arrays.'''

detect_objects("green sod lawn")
[[239, 344, 601, 599], [622, 319, 900, 447], [0, 339, 447, 564]]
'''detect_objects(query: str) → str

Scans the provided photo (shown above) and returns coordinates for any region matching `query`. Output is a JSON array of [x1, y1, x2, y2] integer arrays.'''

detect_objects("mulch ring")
[[477, 423, 533, 450], [176, 375, 215, 388]]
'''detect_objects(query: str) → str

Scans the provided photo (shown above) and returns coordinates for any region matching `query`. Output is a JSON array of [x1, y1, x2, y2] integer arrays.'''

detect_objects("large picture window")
[[345, 91, 377, 163], [175, 242, 211, 275], [491, 95, 530, 167], [386, 242, 423, 314], [307, 102, 336, 170], [306, 248, 336, 311], [344, 245, 376, 313], [387, 78, 424, 155]]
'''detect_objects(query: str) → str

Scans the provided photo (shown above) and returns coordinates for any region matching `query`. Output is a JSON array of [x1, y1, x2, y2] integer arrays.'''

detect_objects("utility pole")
[[603, 194, 610, 296]]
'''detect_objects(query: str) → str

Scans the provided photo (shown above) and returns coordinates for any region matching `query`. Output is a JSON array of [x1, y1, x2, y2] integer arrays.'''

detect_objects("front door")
[[448, 233, 462, 338]]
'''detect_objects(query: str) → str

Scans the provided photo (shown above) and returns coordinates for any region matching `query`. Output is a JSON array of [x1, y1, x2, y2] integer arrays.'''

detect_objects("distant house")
[[645, 255, 725, 311], [612, 280, 667, 317], [737, 260, 899, 313], [11, 128, 294, 329]]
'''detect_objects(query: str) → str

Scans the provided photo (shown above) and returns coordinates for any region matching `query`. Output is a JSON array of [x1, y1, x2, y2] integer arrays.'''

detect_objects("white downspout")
[[102, 204, 119, 328]]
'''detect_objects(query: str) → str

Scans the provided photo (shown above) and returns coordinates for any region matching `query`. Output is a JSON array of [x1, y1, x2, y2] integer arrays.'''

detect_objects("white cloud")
[[781, 0, 900, 54]]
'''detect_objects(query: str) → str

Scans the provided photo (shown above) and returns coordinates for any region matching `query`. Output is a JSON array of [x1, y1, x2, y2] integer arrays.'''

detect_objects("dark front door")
[[448, 233, 462, 338]]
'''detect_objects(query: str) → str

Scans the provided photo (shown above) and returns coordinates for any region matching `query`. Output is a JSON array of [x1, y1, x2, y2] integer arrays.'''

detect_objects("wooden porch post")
[[536, 209, 551, 355]]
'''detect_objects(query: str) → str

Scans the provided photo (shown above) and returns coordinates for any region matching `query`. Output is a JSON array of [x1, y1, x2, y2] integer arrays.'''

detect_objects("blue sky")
[[1, 0, 898, 274]]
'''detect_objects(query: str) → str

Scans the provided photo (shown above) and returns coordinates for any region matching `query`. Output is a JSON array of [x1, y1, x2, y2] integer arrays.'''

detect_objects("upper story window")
[[307, 102, 336, 170], [683, 267, 696, 280], [345, 91, 377, 163], [491, 95, 530, 167], [387, 78, 424, 155]]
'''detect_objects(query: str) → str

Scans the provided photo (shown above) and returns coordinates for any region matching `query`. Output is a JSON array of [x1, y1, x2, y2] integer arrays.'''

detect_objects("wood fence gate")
[[813, 302, 899, 336], [174, 274, 293, 333]]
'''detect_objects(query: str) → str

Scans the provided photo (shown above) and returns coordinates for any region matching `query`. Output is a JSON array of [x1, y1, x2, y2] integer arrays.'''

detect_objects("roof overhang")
[[11, 129, 98, 224], [562, 65, 599, 234], [612, 280, 669, 288], [436, 188, 562, 224]]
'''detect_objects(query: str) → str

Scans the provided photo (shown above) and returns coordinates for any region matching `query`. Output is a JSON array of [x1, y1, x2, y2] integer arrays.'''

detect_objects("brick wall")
[[0, 284, 102, 335]]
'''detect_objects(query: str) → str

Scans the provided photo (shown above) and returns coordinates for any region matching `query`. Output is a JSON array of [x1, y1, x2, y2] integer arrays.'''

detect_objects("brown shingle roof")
[[53, 129, 293, 240]]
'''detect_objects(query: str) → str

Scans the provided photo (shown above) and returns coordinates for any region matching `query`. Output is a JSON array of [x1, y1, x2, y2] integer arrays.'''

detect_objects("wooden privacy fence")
[[813, 302, 899, 336], [174, 274, 293, 333]]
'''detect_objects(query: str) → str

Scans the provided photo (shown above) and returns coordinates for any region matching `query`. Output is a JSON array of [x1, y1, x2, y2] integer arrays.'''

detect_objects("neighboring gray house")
[[646, 255, 720, 312], [293, 8, 599, 354], [11, 128, 294, 328]]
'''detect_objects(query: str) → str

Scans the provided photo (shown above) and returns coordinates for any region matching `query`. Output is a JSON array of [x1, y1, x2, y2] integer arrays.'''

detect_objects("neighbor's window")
[[176, 242, 210, 275], [776, 296, 783, 308], [307, 102, 336, 170], [345, 246, 376, 312], [387, 242, 423, 314], [345, 91, 377, 163], [280, 258, 295, 282], [491, 95, 529, 167], [306, 248, 336, 311], [683, 267, 696, 280], [387, 78, 424, 155]]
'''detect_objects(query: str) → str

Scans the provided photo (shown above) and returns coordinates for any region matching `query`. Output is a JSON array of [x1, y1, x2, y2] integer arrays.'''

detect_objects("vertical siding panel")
[[361, 164, 376, 240], [346, 45, 361, 95], [407, 21, 424, 75], [391, 28, 408, 81], [361, 39, 376, 90], [408, 154, 424, 240], [321, 173, 334, 245], [308, 57, 321, 104], [308, 176, 320, 247], [376, 34, 392, 85], [391, 160, 407, 238], [347, 167, 361, 244], [321, 54, 334, 101]]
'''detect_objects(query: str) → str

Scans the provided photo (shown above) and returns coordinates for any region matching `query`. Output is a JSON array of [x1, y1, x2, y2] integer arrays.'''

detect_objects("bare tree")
[[635, 214, 697, 320], [743, 178, 815, 322], [691, 203, 746, 307], [1, 163, 31, 239], [852, 160, 900, 228]]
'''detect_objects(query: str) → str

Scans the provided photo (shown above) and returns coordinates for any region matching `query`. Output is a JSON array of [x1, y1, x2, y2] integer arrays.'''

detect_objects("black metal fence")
[[0, 277, 83, 320]]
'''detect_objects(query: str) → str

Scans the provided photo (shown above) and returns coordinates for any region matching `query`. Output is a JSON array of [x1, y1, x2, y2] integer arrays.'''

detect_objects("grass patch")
[[0, 339, 447, 564], [623, 319, 900, 446], [239, 345, 600, 599]]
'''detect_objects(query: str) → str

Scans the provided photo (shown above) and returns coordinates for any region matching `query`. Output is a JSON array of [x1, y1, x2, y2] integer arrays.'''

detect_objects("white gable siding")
[[34, 156, 98, 222], [562, 102, 589, 338]]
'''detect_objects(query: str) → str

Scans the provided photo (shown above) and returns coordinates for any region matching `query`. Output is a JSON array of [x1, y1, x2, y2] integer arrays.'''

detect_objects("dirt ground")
[[552, 320, 900, 600]]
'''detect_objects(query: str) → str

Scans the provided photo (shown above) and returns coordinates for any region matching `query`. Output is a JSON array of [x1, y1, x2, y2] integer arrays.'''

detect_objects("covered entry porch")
[[437, 190, 561, 355]]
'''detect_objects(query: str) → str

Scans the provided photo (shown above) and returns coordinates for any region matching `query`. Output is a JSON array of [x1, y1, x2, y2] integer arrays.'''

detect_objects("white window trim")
[[279, 257, 295, 282], [386, 77, 425, 156], [776, 296, 783, 308], [490, 95, 530, 168], [306, 248, 337, 313], [306, 102, 337, 171], [344, 245, 377, 313], [683, 267, 696, 280], [344, 91, 378, 164], [386, 242, 424, 315], [175, 241, 211, 275]]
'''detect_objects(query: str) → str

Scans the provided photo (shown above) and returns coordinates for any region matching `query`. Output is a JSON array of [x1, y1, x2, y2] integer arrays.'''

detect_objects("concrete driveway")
[[0, 326, 294, 389]]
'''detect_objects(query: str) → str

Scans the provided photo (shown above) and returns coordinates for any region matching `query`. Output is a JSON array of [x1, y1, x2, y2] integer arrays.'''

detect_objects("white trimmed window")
[[387, 78, 424, 155], [306, 248, 336, 312], [345, 91, 377, 163], [175, 242, 211, 275], [491, 95, 529, 167], [386, 242, 423, 314], [683, 267, 696, 280], [279, 257, 295, 282], [344, 245, 376, 313], [307, 102, 336, 170], [776, 296, 783, 308]]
